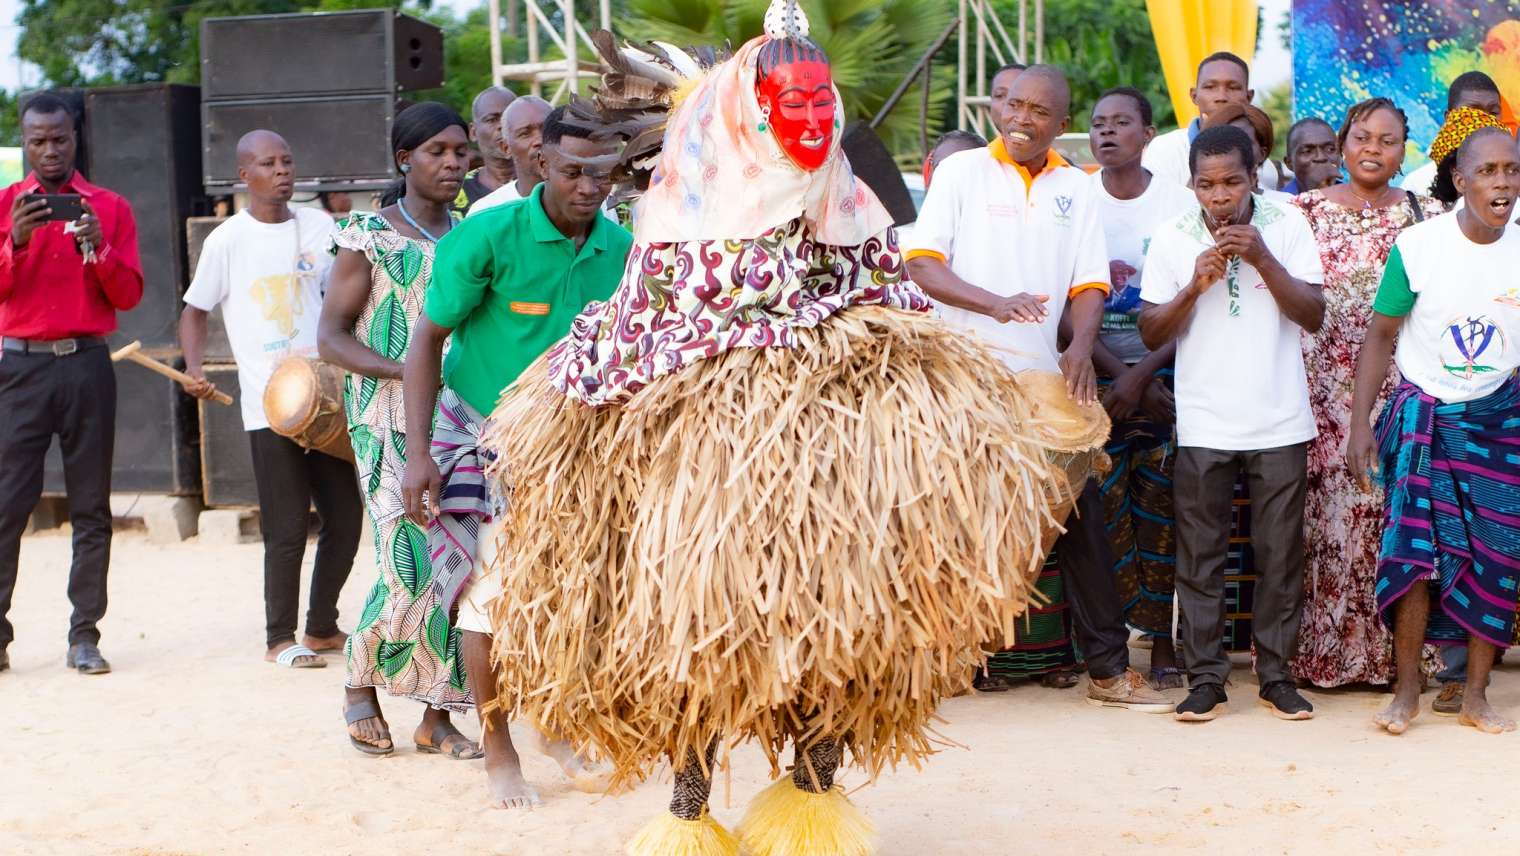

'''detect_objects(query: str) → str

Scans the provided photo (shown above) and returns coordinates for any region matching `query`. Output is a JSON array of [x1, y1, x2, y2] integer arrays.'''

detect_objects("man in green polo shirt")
[[401, 106, 632, 809]]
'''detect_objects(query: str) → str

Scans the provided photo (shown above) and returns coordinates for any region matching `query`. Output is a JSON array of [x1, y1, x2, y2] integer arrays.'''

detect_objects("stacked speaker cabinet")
[[42, 352, 201, 497], [86, 84, 210, 351], [199, 365, 259, 508], [200, 10, 445, 192]]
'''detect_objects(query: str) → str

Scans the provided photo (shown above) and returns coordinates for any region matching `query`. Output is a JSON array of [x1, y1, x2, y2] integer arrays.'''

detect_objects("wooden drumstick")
[[110, 340, 235, 406]]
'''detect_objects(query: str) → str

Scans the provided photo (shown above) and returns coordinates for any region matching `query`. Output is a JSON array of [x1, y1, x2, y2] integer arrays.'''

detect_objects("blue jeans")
[[1437, 644, 1467, 685]]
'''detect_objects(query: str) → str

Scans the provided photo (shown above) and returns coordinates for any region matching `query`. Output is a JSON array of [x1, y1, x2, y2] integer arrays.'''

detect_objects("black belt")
[[1, 336, 107, 356]]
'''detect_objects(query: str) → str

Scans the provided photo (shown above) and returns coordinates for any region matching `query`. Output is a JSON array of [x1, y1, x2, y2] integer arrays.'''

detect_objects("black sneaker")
[[1174, 682, 1228, 722], [1258, 680, 1314, 720]]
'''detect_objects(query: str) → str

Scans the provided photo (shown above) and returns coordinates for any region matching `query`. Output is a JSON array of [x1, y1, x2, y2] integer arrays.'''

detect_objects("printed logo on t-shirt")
[[1497, 288, 1520, 309], [1440, 315, 1507, 379], [1053, 194, 1073, 227], [251, 274, 304, 337]]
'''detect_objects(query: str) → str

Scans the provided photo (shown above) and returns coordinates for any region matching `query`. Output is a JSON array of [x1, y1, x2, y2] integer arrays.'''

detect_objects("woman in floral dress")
[[1290, 98, 1445, 688], [319, 103, 479, 756]]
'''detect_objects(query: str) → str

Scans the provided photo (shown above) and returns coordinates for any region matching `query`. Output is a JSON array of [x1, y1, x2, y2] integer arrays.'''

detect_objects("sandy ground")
[[2, 528, 1519, 856]]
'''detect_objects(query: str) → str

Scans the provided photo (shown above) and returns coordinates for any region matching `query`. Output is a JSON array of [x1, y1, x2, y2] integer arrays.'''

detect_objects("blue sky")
[[0, 0, 1294, 98]]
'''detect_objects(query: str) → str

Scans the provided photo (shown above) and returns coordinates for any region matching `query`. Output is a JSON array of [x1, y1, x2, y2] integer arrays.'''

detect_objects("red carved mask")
[[757, 59, 837, 172]]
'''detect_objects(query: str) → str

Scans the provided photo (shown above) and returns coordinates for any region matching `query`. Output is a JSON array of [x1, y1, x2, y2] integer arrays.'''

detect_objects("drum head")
[[263, 357, 322, 436]]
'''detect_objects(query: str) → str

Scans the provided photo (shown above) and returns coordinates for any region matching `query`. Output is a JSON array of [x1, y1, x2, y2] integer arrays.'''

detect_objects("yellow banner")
[[1146, 0, 1258, 126]]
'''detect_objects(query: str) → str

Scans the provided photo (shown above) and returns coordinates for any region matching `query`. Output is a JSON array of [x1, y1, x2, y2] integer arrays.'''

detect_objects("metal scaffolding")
[[485, 0, 1043, 134], [957, 0, 1043, 139], [487, 0, 613, 102]]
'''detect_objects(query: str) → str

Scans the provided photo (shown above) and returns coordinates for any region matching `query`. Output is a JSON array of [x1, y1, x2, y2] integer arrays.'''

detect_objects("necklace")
[[397, 196, 451, 243], [1346, 184, 1396, 210]]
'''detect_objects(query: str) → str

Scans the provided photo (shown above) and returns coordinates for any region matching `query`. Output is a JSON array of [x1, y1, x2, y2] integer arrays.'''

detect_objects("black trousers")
[[247, 429, 363, 648], [1055, 479, 1132, 681], [1173, 443, 1308, 688], [0, 346, 116, 648]]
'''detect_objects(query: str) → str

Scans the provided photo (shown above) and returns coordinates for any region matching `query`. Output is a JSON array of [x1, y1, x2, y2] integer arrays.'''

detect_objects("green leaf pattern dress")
[[333, 211, 471, 712]]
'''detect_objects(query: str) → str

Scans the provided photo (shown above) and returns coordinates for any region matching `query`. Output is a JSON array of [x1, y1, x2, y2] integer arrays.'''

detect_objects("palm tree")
[[619, 0, 954, 159]]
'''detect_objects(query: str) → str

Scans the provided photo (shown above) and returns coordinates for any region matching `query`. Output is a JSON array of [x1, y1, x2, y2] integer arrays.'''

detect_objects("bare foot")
[[303, 631, 349, 654], [1374, 689, 1420, 735], [344, 686, 393, 753], [486, 756, 543, 810], [530, 730, 612, 793], [265, 640, 324, 668], [1458, 695, 1518, 734]]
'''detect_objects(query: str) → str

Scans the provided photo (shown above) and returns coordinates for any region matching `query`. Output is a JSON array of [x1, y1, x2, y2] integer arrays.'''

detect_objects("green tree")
[[1261, 80, 1291, 160], [620, 0, 955, 158], [1009, 0, 1175, 132]]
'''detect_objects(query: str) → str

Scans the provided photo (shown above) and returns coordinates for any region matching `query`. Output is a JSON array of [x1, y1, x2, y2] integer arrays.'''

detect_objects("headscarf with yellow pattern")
[[1429, 105, 1506, 167]]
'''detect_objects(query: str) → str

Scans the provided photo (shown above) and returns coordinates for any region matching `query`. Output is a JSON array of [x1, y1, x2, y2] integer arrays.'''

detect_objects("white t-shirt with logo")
[[1373, 212, 1520, 403], [905, 143, 1110, 373], [183, 207, 336, 431], [1093, 170, 1197, 363], [1137, 195, 1325, 450]]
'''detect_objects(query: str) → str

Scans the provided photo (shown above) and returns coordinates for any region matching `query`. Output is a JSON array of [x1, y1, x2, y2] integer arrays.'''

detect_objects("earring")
[[399, 163, 411, 174], [758, 103, 771, 133]]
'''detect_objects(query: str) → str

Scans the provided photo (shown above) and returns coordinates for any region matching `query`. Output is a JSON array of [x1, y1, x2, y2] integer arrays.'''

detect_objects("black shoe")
[[1174, 682, 1228, 722], [65, 643, 111, 675], [1258, 680, 1313, 720], [0, 648, 8, 673]]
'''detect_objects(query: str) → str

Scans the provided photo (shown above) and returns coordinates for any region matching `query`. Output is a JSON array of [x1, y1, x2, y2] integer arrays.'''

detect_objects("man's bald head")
[[471, 87, 517, 167], [472, 87, 515, 122], [504, 95, 551, 129], [1455, 126, 1517, 174], [1017, 64, 1072, 117], [235, 129, 295, 204], [236, 129, 290, 168], [501, 96, 553, 185]]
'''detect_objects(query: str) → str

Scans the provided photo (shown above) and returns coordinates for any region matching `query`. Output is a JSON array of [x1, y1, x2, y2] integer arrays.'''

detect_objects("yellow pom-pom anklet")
[[735, 777, 875, 856]]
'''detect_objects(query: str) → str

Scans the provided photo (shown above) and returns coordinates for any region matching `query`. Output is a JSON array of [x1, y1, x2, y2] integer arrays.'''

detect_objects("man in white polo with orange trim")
[[906, 64, 1172, 713]]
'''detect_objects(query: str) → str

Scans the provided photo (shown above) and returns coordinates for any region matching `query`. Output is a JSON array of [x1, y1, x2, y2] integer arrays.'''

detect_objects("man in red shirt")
[[0, 93, 143, 676]]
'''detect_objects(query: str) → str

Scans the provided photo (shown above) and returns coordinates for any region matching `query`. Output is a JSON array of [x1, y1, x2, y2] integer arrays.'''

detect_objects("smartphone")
[[22, 193, 85, 222]]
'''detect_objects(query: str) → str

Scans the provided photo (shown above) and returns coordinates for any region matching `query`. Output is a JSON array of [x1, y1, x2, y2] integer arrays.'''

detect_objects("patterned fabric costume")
[[1374, 375, 1520, 648], [1290, 191, 1444, 687], [981, 555, 1082, 679], [334, 212, 471, 712], [1099, 370, 1177, 639], [479, 7, 1109, 854]]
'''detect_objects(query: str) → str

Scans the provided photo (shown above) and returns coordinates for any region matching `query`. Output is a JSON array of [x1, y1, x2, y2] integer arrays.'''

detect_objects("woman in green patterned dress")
[[319, 104, 478, 758]]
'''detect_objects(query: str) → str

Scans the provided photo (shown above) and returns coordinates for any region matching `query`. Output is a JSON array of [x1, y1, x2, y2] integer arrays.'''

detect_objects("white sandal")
[[273, 644, 326, 669]]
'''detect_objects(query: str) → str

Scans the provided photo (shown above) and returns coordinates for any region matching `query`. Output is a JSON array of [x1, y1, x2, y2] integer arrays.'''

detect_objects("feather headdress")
[[562, 31, 726, 204]]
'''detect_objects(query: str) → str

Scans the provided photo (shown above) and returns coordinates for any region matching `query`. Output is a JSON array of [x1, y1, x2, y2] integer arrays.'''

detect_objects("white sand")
[[1, 529, 1517, 855]]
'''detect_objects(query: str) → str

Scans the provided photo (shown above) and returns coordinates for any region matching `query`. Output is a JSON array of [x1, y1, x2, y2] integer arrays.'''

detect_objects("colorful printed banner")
[[1292, 1, 1520, 167]]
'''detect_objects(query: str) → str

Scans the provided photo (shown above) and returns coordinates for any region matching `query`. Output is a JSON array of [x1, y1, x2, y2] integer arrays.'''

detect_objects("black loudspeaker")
[[199, 364, 258, 507], [202, 94, 396, 190], [43, 352, 201, 496], [84, 84, 210, 350], [185, 216, 233, 362], [17, 88, 89, 177], [841, 121, 917, 227], [201, 11, 443, 99]]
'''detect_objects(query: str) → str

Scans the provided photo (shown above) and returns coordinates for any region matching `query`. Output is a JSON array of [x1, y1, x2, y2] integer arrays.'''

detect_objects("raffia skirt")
[[481, 306, 1108, 789]]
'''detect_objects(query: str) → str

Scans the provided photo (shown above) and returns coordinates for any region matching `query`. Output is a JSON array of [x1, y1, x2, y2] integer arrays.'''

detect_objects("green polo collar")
[[526, 182, 609, 254]]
